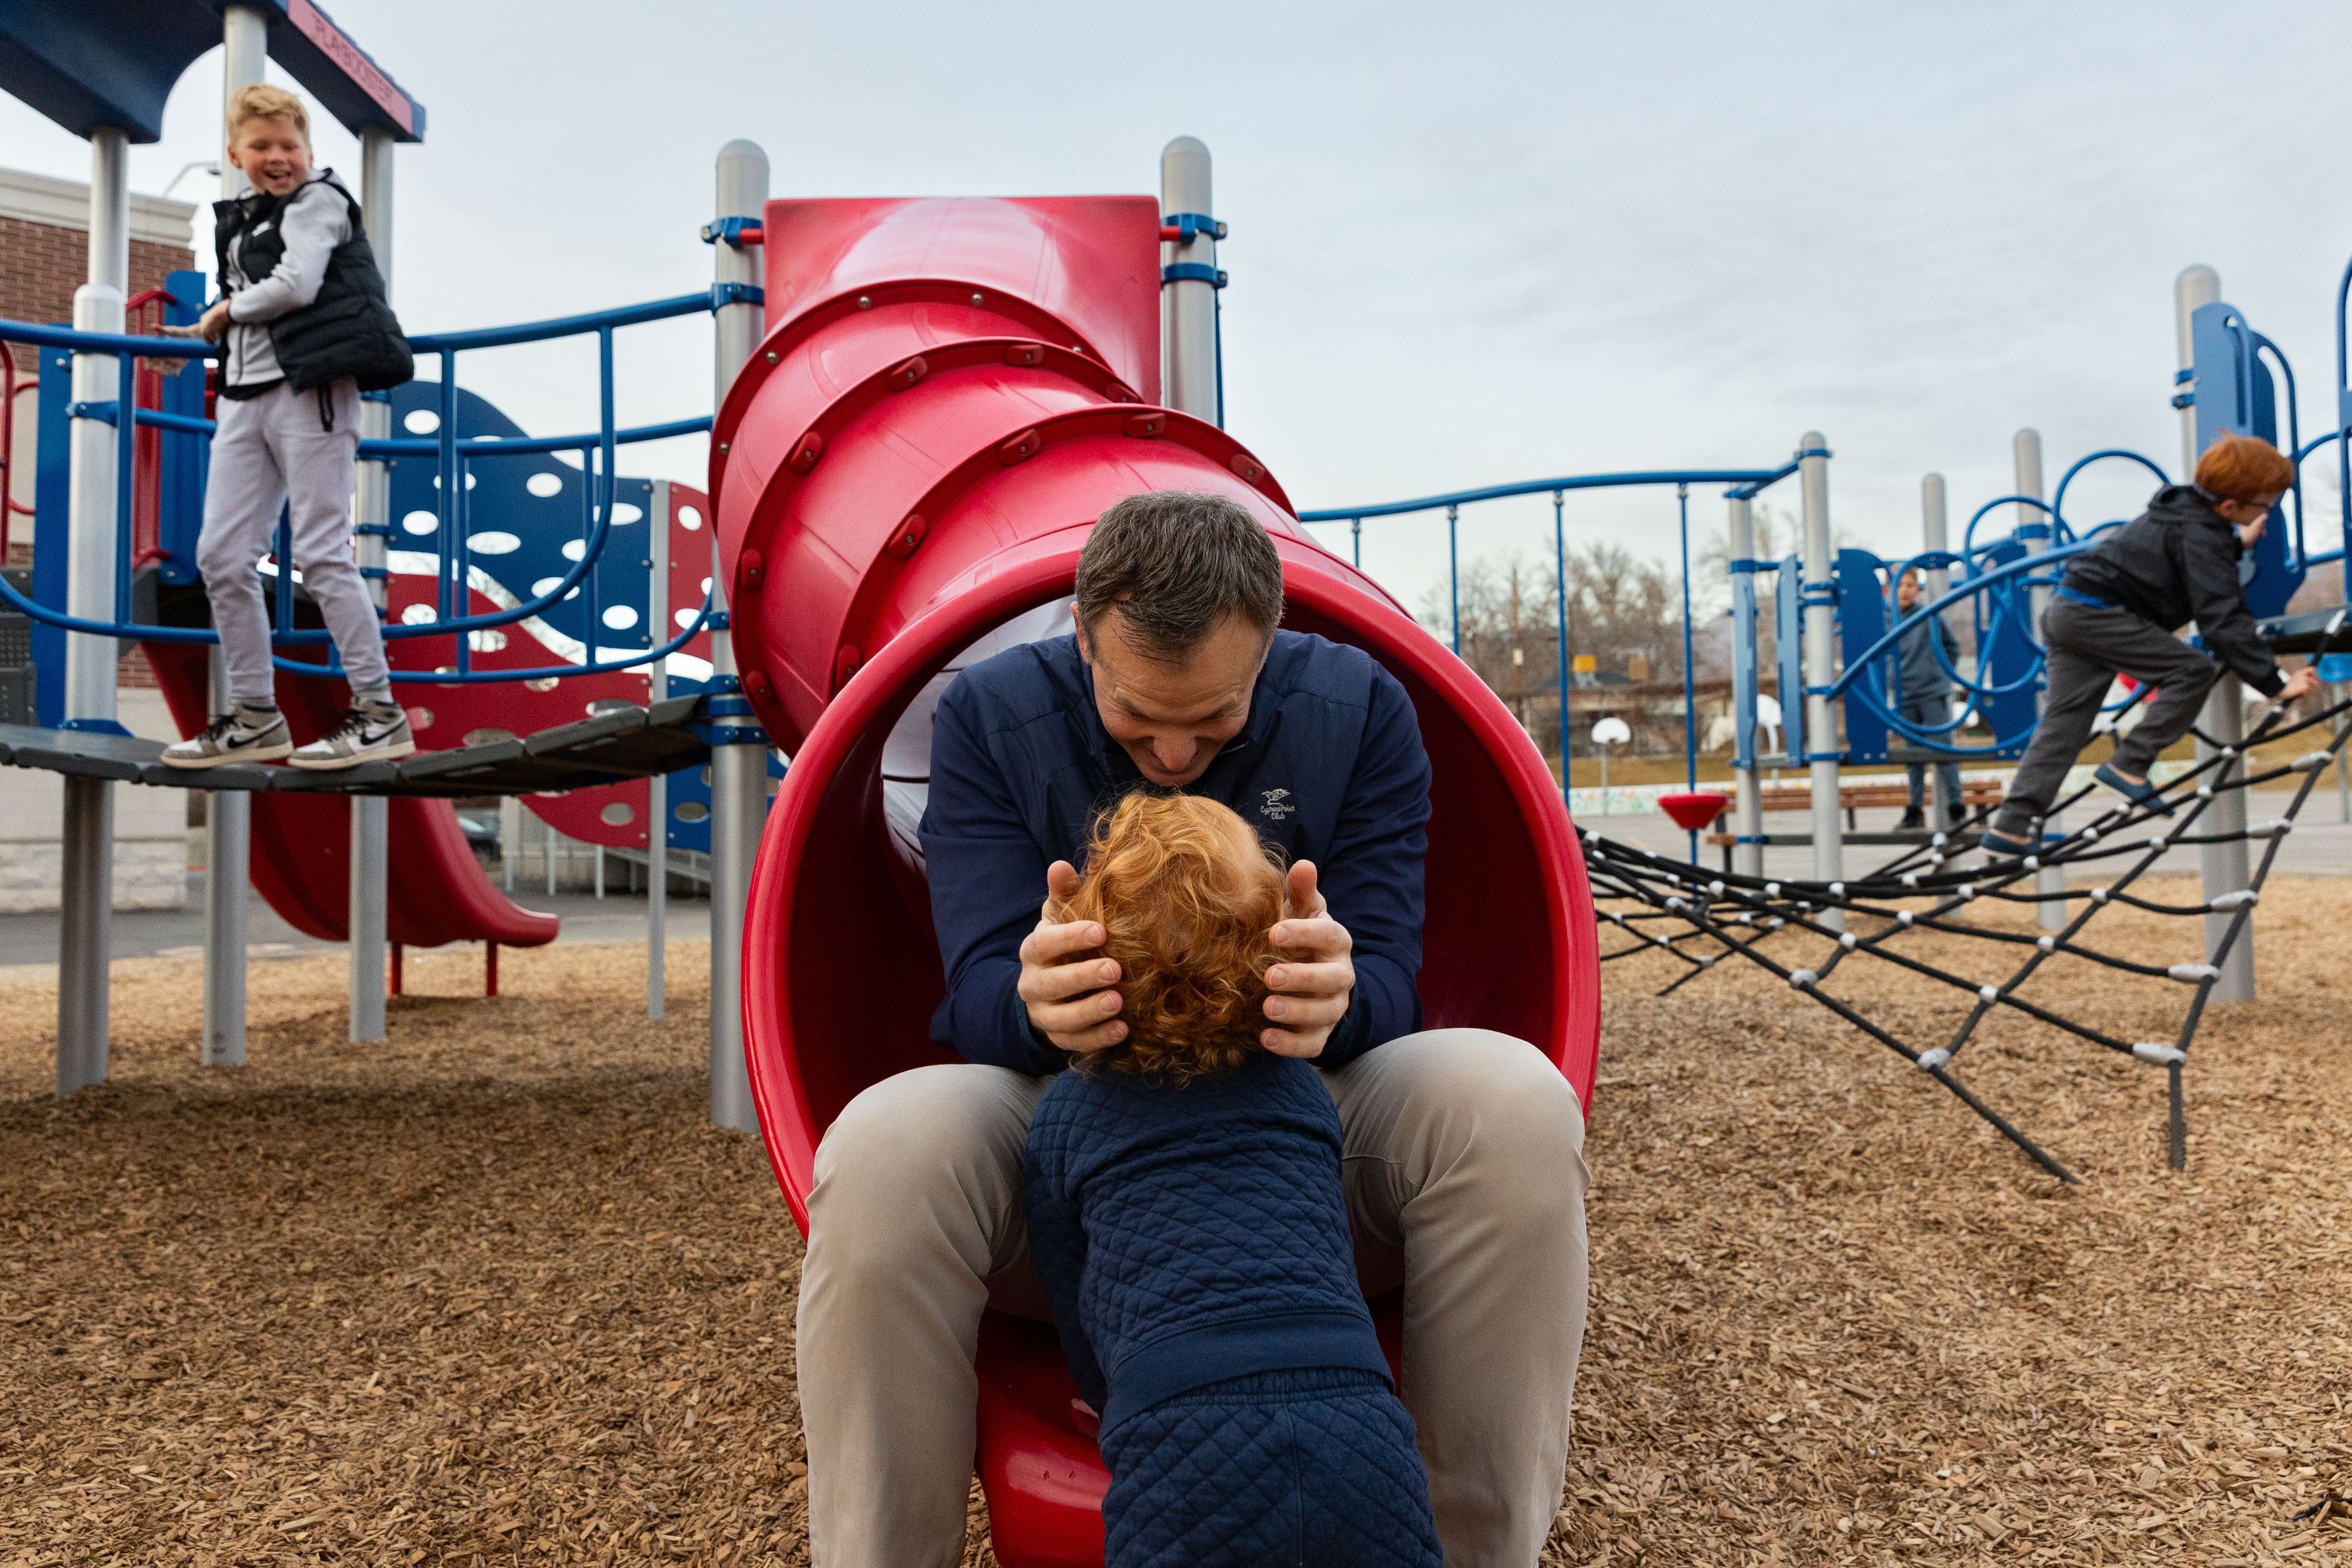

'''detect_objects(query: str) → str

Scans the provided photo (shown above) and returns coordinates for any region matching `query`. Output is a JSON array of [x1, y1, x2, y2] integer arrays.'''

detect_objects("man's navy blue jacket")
[[920, 629, 1432, 1076]]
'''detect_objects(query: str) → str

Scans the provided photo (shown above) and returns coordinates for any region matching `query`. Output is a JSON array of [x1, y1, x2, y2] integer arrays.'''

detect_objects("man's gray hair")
[[1075, 492, 1284, 660]]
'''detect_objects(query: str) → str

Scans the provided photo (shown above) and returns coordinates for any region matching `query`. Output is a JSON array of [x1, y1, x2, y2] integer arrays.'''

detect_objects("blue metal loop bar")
[[1161, 263, 1227, 288], [2049, 449, 2169, 544], [1161, 212, 1228, 242]]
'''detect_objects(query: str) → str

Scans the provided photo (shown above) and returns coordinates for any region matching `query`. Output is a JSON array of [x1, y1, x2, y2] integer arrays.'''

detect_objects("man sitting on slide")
[[793, 490, 1592, 1568]]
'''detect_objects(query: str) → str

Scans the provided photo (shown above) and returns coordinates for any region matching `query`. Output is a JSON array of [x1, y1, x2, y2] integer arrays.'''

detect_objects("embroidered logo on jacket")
[[1259, 787, 1295, 821]]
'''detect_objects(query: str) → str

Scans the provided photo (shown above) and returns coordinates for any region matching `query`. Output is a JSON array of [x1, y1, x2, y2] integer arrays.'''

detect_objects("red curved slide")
[[711, 195, 1601, 1564], [144, 643, 557, 948]]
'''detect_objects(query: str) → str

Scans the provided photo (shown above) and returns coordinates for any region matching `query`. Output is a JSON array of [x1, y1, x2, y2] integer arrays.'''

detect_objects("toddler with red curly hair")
[[1022, 792, 1442, 1567]]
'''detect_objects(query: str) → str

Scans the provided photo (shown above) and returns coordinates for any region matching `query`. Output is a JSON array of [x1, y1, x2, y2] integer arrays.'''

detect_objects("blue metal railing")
[[1300, 454, 1811, 796], [0, 287, 736, 686]]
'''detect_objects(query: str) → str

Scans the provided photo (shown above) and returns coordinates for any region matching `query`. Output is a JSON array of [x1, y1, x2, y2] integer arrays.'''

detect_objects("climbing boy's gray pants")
[[1991, 597, 2220, 838], [196, 377, 388, 703]]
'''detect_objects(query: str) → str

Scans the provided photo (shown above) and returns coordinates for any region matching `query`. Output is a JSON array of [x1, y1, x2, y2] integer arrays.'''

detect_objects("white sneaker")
[[160, 704, 293, 768], [289, 702, 416, 771]]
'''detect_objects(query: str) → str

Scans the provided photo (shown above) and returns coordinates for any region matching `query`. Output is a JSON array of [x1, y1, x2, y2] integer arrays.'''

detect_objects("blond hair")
[[227, 84, 310, 144], [1052, 792, 1287, 1082]]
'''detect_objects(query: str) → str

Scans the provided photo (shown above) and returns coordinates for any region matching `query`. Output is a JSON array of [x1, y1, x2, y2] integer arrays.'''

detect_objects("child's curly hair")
[[1052, 791, 1287, 1082]]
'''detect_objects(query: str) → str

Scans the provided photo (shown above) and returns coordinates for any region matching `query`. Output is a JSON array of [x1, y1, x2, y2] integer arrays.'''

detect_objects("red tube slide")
[[717, 195, 1599, 1565]]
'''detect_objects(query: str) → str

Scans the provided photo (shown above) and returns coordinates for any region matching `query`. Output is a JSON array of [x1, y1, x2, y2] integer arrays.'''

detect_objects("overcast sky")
[[6, 0, 2350, 617]]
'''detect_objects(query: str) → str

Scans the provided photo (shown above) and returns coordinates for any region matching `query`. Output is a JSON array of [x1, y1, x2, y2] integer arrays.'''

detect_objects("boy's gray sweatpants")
[[197, 377, 388, 703], [797, 1029, 1591, 1568], [1991, 597, 2220, 838]]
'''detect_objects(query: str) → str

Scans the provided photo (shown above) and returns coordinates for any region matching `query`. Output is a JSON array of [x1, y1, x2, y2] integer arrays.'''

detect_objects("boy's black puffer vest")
[[213, 172, 413, 393]]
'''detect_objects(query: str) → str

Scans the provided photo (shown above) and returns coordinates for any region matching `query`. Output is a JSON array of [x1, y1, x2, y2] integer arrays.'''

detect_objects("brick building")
[[1, 165, 199, 910], [3, 165, 198, 562]]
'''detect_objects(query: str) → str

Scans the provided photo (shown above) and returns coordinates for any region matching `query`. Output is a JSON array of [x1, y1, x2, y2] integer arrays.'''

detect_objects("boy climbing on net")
[[1022, 790, 1443, 1568], [1980, 431, 2321, 856], [161, 84, 415, 771]]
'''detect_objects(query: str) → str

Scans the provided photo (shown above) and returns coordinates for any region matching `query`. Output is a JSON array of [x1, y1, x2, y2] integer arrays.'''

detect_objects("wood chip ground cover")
[[2, 877, 2347, 1565]]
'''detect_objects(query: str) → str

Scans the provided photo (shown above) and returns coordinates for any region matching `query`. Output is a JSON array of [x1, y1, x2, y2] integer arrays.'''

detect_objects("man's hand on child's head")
[[1020, 859, 1128, 1055], [1261, 860, 1356, 1060]]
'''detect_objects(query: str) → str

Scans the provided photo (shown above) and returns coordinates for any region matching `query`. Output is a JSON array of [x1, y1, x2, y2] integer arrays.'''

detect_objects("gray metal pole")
[[1159, 136, 1218, 421], [56, 127, 131, 1094], [2013, 430, 2067, 928], [1798, 433, 1842, 924], [707, 140, 769, 1134], [1920, 473, 1954, 826], [501, 796, 519, 889], [647, 481, 670, 1022], [347, 128, 396, 1043], [2176, 265, 2254, 1000], [203, 12, 265, 1069], [1728, 495, 1764, 879], [201, 653, 248, 1067]]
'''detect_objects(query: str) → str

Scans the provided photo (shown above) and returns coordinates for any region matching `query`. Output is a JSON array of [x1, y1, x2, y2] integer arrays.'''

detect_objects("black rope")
[[1575, 695, 2352, 1179]]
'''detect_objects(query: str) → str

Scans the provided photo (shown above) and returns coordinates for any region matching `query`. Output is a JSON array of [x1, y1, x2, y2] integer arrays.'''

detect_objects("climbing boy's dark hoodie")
[[2060, 485, 2285, 696]]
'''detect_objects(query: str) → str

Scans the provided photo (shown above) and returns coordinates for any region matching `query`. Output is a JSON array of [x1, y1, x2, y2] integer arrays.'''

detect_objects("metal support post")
[[2176, 266, 2254, 1000], [501, 796, 519, 889], [56, 129, 131, 1094], [707, 140, 769, 1134], [1728, 495, 1764, 879], [1920, 473, 1955, 825], [201, 655, 249, 1066], [647, 481, 670, 1021], [347, 128, 397, 1043], [1798, 433, 1842, 924], [2014, 430, 2066, 929], [1159, 136, 1218, 421], [203, 13, 265, 1067]]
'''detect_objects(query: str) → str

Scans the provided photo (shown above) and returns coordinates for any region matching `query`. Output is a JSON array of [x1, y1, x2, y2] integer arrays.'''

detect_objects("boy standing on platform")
[[1893, 568, 1965, 831], [162, 84, 415, 771]]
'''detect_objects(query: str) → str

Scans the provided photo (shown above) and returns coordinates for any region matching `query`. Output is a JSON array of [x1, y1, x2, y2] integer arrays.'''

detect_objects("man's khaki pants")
[[797, 1028, 1591, 1567]]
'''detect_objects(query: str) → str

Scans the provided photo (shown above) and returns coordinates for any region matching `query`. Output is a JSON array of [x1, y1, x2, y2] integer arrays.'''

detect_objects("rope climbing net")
[[1577, 694, 2352, 1184]]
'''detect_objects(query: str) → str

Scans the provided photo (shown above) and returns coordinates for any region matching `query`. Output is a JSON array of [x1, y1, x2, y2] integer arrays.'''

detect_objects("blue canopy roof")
[[0, 0, 423, 145]]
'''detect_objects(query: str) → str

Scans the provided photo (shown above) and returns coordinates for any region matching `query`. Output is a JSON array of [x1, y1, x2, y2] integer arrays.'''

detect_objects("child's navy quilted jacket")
[[1024, 1053, 1442, 1566]]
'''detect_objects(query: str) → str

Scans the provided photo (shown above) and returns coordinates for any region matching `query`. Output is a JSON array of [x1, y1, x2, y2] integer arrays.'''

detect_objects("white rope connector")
[[1977, 984, 2000, 1003], [1829, 881, 1846, 898], [1956, 882, 1976, 900], [2132, 1042, 2187, 1067], [2221, 746, 2239, 760], [2082, 825, 2101, 843], [1900, 871, 1920, 889], [1839, 931, 1859, 949], [1764, 882, 1782, 898], [1766, 917, 1787, 931], [1930, 832, 1949, 849], [2210, 889, 2259, 911], [1788, 969, 1817, 989], [2291, 751, 2332, 773], [1666, 896, 1687, 912], [1917, 1047, 1952, 1070], [1896, 910, 1915, 927], [2167, 962, 2218, 983], [2251, 818, 2292, 837], [2197, 784, 2215, 800], [2036, 935, 2056, 953], [2090, 886, 2111, 904], [2022, 855, 2040, 870], [1708, 880, 1726, 896]]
